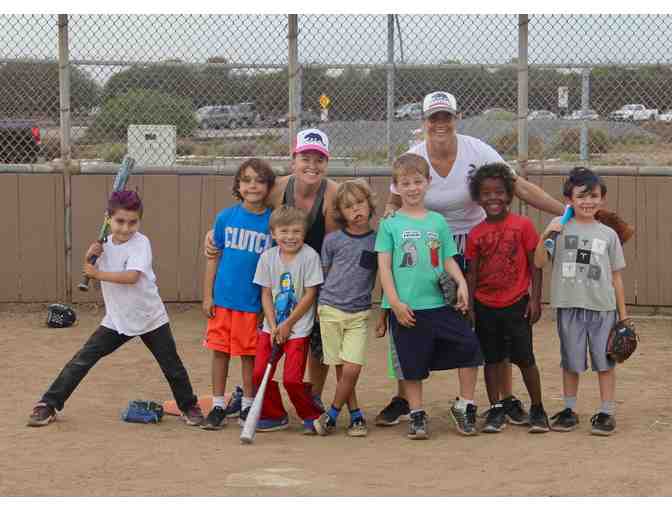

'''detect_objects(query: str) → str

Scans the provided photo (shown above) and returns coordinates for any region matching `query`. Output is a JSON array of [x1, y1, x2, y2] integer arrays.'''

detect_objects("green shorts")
[[318, 304, 370, 366]]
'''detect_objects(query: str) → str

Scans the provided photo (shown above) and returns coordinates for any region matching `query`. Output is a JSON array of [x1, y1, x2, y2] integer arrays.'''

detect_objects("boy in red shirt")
[[466, 162, 550, 434]]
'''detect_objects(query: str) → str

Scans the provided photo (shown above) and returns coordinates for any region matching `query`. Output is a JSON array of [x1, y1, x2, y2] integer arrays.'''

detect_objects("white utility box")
[[127, 124, 176, 166]]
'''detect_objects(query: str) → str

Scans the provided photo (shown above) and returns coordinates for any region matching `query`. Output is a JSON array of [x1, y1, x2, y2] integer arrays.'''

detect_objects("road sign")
[[319, 94, 331, 110], [558, 87, 569, 109]]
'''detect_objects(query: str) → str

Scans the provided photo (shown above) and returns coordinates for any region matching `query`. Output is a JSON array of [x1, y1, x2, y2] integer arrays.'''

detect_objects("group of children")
[[27, 131, 628, 440]]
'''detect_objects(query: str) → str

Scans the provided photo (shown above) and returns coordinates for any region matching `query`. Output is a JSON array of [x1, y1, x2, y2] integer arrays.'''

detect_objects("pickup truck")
[[608, 104, 658, 122], [0, 120, 42, 163]]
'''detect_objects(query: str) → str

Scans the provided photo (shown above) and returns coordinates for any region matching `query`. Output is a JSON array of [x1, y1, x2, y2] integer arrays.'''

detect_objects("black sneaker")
[[591, 412, 616, 436], [503, 396, 529, 425], [375, 396, 410, 426], [450, 400, 478, 436], [550, 408, 579, 432], [27, 402, 56, 427], [528, 405, 550, 433], [482, 403, 507, 433], [223, 386, 243, 418], [238, 406, 250, 427], [201, 406, 227, 430], [407, 410, 429, 440]]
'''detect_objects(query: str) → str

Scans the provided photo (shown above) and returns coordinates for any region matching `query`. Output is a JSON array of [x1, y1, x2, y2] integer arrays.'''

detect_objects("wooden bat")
[[240, 342, 281, 444], [78, 156, 135, 291], [544, 205, 574, 255]]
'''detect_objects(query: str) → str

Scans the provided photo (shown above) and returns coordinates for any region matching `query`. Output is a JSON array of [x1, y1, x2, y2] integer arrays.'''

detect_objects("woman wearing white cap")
[[375, 91, 566, 429], [205, 128, 341, 417]]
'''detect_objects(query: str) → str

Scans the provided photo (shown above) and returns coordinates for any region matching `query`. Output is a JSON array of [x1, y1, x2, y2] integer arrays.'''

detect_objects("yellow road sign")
[[319, 94, 331, 109]]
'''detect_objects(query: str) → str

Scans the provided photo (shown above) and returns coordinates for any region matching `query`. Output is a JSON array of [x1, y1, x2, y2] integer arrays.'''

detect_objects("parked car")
[[527, 110, 557, 120], [196, 104, 249, 129], [608, 104, 658, 122], [394, 102, 423, 120], [0, 120, 42, 163], [564, 109, 600, 121], [657, 110, 672, 122], [275, 109, 320, 127], [235, 102, 259, 127]]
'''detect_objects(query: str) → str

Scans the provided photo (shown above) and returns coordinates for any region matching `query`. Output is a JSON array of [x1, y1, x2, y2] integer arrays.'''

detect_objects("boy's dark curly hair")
[[562, 166, 606, 198], [468, 162, 515, 203], [232, 158, 276, 202]]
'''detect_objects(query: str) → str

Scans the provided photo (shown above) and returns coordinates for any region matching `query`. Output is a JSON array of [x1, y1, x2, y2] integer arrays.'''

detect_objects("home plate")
[[225, 468, 309, 488]]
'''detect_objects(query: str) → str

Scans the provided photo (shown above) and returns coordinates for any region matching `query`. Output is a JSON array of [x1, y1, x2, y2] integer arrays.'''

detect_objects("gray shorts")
[[556, 308, 617, 373]]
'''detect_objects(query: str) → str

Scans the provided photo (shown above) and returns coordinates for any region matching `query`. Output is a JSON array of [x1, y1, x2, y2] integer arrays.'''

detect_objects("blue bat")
[[544, 205, 574, 255]]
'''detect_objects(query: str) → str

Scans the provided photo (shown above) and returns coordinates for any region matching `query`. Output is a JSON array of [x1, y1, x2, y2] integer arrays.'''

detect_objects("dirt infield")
[[1, 304, 670, 496]]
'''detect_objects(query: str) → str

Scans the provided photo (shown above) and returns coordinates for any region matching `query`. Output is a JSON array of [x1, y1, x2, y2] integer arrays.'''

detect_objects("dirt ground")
[[1, 304, 670, 496]]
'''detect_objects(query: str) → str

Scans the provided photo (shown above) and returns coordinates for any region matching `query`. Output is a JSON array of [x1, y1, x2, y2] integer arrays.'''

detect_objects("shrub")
[[554, 128, 611, 154], [101, 143, 127, 163], [491, 130, 546, 159], [85, 89, 197, 142]]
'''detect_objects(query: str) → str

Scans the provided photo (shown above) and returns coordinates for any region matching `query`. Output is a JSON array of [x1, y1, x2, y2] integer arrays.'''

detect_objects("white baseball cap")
[[293, 128, 330, 159], [422, 91, 458, 117]]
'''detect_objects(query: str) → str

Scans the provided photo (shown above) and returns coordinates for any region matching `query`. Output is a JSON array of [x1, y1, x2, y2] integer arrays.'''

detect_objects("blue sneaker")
[[224, 386, 243, 418], [303, 419, 318, 435], [256, 415, 289, 432]]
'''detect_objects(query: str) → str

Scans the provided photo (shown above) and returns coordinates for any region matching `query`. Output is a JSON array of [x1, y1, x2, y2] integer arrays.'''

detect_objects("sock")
[[242, 397, 253, 411], [564, 396, 577, 411], [349, 408, 363, 422], [600, 400, 616, 416], [327, 405, 340, 423], [212, 396, 226, 409], [455, 397, 474, 412]]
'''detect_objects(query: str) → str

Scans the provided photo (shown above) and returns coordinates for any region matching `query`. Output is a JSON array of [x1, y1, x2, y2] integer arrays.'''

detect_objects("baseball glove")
[[606, 318, 639, 363], [438, 272, 458, 307], [595, 209, 635, 245], [121, 400, 164, 424], [46, 303, 77, 328]]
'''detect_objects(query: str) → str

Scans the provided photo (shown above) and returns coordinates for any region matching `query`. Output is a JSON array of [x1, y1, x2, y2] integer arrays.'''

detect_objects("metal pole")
[[58, 14, 72, 303], [580, 67, 590, 161], [386, 15, 395, 164], [288, 15, 299, 153], [517, 14, 529, 216]]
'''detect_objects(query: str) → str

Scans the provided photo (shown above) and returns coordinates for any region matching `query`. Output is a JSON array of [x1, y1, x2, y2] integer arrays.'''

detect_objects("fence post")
[[288, 14, 299, 154], [517, 14, 529, 216], [58, 14, 73, 302], [386, 15, 395, 164], [580, 67, 590, 161]]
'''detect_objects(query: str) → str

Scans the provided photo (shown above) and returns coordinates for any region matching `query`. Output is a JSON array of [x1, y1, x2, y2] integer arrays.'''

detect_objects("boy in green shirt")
[[376, 154, 484, 440]]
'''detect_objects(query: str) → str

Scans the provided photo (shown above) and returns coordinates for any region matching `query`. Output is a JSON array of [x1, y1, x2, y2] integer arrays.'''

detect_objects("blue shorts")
[[388, 306, 483, 380]]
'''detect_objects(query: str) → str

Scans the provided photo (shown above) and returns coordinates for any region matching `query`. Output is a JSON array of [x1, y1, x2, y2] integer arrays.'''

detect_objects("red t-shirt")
[[465, 213, 539, 308]]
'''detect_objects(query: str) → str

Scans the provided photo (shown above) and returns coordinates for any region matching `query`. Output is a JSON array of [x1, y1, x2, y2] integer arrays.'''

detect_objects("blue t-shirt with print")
[[213, 203, 272, 312]]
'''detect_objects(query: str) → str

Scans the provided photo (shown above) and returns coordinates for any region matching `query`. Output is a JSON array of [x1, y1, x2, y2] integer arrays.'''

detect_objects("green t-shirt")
[[375, 210, 457, 310]]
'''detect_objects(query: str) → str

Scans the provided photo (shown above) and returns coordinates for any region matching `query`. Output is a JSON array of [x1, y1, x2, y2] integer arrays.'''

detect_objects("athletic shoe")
[[590, 412, 616, 436], [347, 417, 368, 437], [27, 402, 56, 427], [183, 404, 205, 426], [256, 415, 289, 432], [312, 394, 325, 413], [303, 419, 318, 435], [407, 410, 429, 440], [238, 406, 250, 427], [375, 396, 410, 426], [223, 386, 243, 418], [450, 400, 478, 436], [313, 412, 336, 436], [550, 408, 579, 432], [503, 396, 529, 425], [201, 405, 226, 430], [482, 403, 507, 433], [528, 405, 550, 433]]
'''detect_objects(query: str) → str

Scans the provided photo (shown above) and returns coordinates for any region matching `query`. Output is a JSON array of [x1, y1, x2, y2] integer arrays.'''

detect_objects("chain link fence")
[[2, 14, 672, 167]]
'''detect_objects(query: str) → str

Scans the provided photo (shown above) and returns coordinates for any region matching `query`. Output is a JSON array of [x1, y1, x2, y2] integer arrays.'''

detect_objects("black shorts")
[[474, 296, 535, 367], [388, 306, 483, 380]]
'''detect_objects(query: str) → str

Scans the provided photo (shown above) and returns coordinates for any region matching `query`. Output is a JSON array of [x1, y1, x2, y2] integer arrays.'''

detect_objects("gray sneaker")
[[347, 417, 368, 437], [590, 412, 616, 436], [503, 396, 529, 425], [313, 412, 336, 436], [408, 410, 429, 440], [550, 408, 579, 432], [450, 400, 478, 436], [482, 403, 507, 433]]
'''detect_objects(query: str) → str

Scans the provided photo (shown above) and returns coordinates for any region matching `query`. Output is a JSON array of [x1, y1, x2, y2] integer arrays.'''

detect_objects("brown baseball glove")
[[595, 209, 635, 245], [606, 318, 639, 363]]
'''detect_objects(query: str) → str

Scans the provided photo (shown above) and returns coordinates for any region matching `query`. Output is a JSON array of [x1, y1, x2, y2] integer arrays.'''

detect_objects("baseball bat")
[[543, 205, 574, 254], [240, 342, 281, 444], [78, 156, 135, 291]]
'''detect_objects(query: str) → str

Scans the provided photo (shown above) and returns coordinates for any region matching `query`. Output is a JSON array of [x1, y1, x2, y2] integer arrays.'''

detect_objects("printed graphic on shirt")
[[224, 227, 272, 254], [561, 235, 605, 283], [400, 241, 418, 268], [427, 238, 442, 268], [479, 229, 521, 289], [275, 272, 297, 324]]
